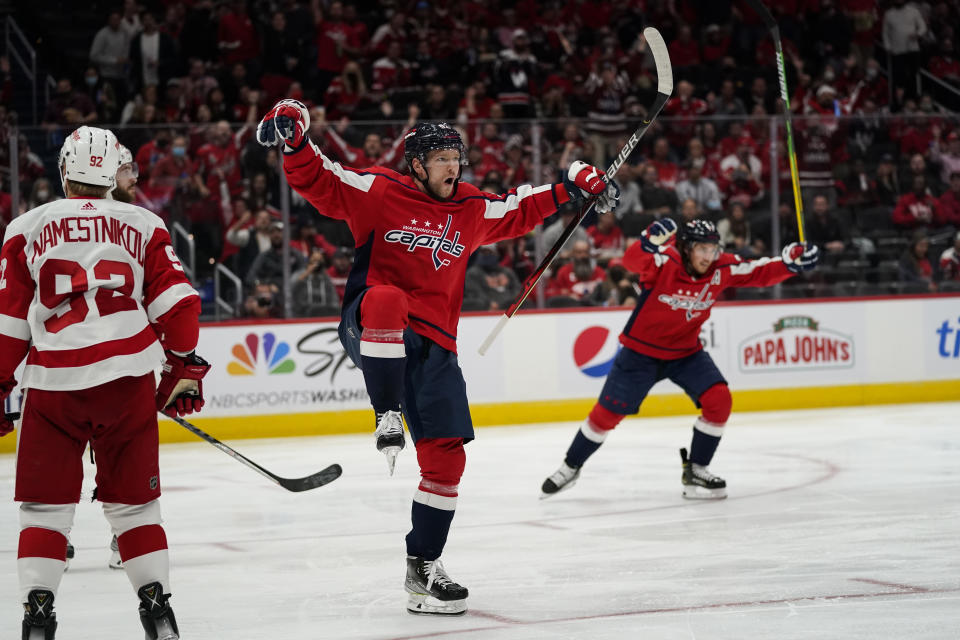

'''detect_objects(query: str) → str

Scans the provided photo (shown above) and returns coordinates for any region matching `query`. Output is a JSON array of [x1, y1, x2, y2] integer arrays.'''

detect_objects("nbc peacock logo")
[[227, 332, 296, 375]]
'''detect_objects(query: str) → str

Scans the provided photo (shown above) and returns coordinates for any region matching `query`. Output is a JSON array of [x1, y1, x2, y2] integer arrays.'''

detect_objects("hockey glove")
[[640, 218, 678, 253], [781, 242, 820, 273], [0, 378, 15, 436], [156, 351, 211, 418], [256, 99, 310, 152], [563, 161, 609, 201]]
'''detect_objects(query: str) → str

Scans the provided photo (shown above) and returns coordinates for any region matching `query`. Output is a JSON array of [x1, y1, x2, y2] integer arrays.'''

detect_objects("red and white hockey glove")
[[256, 99, 310, 151], [781, 242, 820, 273], [1, 378, 16, 437], [640, 218, 678, 253], [563, 161, 620, 213], [156, 351, 211, 418]]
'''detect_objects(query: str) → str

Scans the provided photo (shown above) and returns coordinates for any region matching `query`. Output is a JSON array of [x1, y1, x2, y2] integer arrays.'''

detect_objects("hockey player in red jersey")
[[0, 126, 209, 640], [256, 98, 619, 615], [541, 219, 818, 500]]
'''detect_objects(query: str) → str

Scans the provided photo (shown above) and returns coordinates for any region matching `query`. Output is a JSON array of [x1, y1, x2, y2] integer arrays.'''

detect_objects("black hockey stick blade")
[[167, 413, 343, 492], [742, 0, 779, 31]]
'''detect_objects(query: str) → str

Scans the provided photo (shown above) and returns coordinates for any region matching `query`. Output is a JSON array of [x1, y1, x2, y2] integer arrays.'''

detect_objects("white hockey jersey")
[[0, 197, 198, 391]]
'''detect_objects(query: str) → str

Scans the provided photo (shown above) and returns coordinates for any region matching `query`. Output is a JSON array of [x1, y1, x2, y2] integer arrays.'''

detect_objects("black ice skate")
[[109, 535, 123, 569], [22, 589, 57, 640], [540, 460, 582, 499], [374, 410, 406, 475], [405, 556, 468, 616], [680, 448, 727, 499], [137, 582, 179, 640]]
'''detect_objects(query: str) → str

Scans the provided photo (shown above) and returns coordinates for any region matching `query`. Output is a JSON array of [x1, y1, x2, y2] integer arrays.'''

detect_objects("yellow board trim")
[[2, 380, 958, 454]]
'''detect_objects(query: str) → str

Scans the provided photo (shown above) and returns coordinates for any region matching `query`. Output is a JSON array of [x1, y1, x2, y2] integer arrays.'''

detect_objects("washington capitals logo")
[[384, 213, 465, 270], [659, 270, 722, 321]]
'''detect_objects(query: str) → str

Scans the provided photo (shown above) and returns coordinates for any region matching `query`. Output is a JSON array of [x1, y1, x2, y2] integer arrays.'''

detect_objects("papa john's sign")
[[738, 315, 855, 373]]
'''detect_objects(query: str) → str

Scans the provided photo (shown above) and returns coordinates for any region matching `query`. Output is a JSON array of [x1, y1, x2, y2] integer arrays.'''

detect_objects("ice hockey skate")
[[137, 582, 179, 640], [109, 535, 123, 570], [63, 542, 74, 572], [680, 448, 727, 499], [540, 461, 582, 499], [405, 556, 468, 616], [374, 410, 406, 475], [22, 589, 57, 640]]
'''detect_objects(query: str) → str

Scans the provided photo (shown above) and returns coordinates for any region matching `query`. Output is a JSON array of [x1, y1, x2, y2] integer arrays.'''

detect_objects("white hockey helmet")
[[58, 126, 122, 195], [118, 143, 133, 167]]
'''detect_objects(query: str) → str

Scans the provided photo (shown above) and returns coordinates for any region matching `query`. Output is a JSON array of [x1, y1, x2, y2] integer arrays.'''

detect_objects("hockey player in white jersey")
[[0, 126, 209, 640], [110, 144, 139, 203]]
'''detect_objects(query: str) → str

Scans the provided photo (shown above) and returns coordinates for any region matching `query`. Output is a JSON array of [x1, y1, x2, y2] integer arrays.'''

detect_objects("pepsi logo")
[[573, 326, 620, 377]]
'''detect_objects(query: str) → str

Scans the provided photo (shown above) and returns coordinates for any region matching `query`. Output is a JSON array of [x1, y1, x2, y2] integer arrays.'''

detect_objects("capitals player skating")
[[256, 99, 619, 615], [0, 127, 209, 640], [541, 219, 818, 500]]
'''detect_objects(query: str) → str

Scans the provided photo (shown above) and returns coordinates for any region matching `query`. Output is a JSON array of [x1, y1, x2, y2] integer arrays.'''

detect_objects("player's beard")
[[112, 186, 135, 203]]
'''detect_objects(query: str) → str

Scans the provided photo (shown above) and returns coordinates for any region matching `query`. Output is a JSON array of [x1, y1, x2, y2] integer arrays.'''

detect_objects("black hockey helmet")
[[403, 122, 467, 168], [677, 219, 721, 249]]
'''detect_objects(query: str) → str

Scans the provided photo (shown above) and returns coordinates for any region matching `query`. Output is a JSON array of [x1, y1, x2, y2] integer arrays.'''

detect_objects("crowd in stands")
[[3, 0, 960, 318]]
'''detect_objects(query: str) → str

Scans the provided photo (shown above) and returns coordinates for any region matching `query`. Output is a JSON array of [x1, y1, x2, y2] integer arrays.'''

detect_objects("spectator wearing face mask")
[[27, 178, 58, 210], [463, 245, 522, 311]]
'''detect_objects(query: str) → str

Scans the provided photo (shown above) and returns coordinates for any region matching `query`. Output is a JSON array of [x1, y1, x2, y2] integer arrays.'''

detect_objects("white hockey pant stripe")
[[694, 417, 725, 438], [414, 489, 458, 511], [580, 419, 610, 444]]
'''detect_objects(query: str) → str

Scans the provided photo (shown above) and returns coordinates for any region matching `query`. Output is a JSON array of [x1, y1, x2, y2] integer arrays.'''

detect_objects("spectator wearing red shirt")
[[290, 219, 337, 261], [648, 137, 680, 189], [149, 134, 206, 212], [327, 247, 353, 302], [929, 38, 960, 83], [324, 61, 368, 119], [369, 12, 407, 57], [893, 176, 939, 229], [134, 129, 172, 184], [587, 212, 625, 260], [939, 231, 960, 281], [217, 0, 260, 66], [372, 41, 412, 92], [855, 59, 889, 108], [664, 80, 709, 150], [547, 240, 607, 304], [669, 24, 701, 73], [937, 172, 960, 227], [313, 0, 362, 93], [702, 24, 731, 67], [196, 120, 246, 199]]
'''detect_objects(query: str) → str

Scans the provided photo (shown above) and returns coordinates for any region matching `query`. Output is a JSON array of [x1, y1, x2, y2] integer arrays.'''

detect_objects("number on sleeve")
[[165, 245, 185, 272]]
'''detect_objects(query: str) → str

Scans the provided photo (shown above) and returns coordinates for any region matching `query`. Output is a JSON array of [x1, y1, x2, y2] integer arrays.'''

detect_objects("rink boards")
[[2, 294, 959, 451]]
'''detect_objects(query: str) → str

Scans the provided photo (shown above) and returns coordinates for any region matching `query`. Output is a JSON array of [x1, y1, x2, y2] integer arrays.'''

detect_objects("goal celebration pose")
[[541, 219, 818, 500], [256, 98, 618, 615], [0, 126, 208, 640]]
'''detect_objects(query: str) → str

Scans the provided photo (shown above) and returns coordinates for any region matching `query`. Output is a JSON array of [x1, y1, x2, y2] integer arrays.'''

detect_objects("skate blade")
[[382, 446, 401, 475], [406, 592, 467, 616], [682, 485, 727, 500], [539, 477, 578, 500]]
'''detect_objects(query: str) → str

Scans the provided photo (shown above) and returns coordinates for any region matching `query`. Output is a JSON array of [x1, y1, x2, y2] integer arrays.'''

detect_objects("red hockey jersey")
[[283, 140, 570, 352], [620, 242, 795, 360], [0, 198, 200, 391]]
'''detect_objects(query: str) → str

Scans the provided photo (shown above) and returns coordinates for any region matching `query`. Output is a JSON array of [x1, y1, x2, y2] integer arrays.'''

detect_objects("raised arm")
[[257, 99, 381, 226]]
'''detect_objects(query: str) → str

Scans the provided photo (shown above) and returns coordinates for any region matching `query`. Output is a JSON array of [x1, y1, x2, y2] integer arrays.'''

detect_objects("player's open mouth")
[[444, 178, 455, 185]]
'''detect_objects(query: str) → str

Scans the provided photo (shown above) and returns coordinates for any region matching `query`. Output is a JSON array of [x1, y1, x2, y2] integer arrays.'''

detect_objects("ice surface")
[[2, 402, 959, 639]]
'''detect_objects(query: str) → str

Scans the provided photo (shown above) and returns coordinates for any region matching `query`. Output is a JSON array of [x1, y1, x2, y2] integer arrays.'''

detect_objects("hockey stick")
[[478, 26, 673, 356], [167, 414, 343, 492], [742, 0, 808, 243]]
